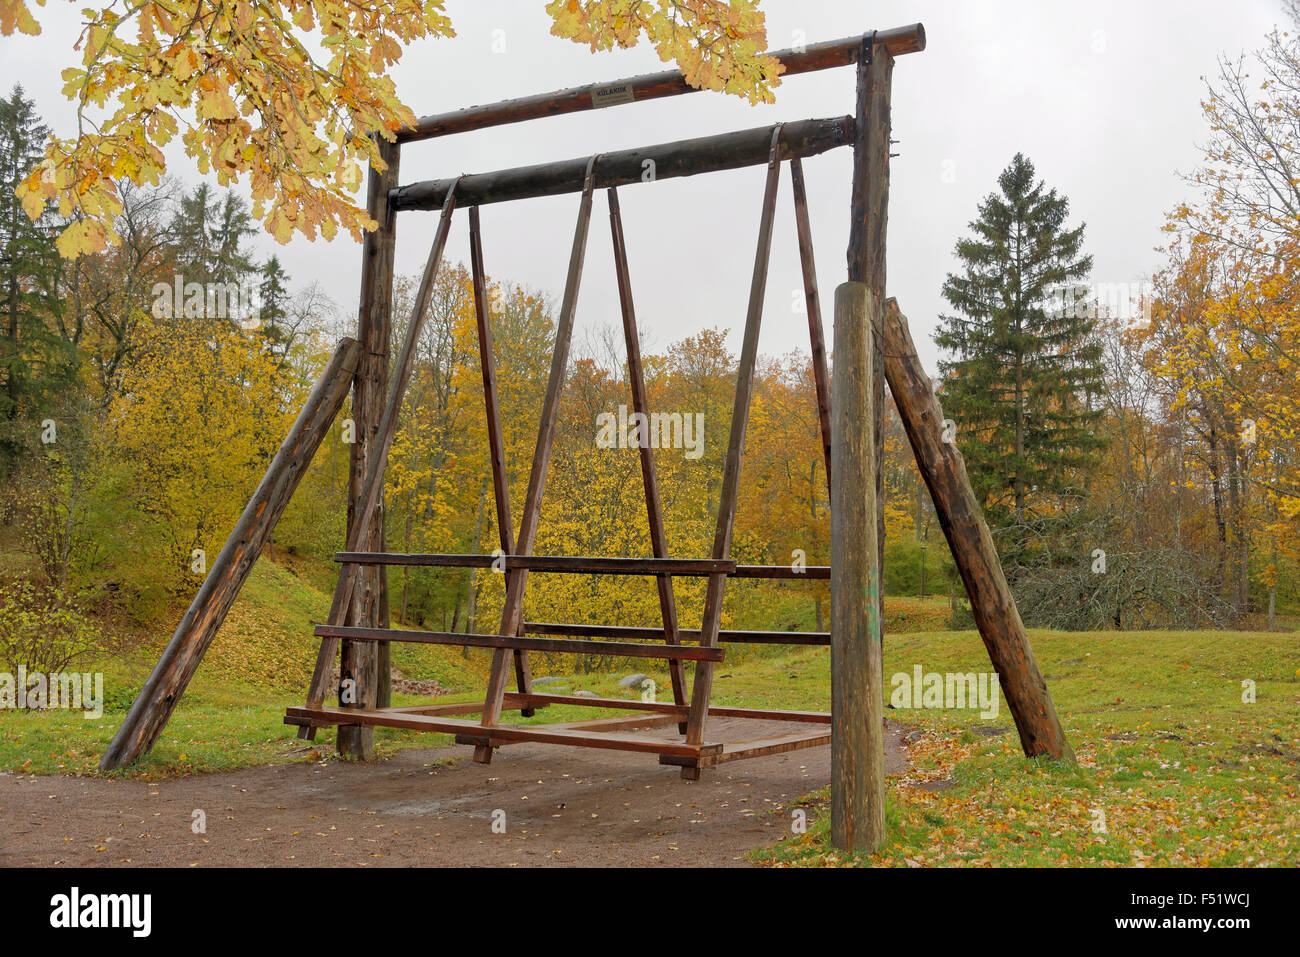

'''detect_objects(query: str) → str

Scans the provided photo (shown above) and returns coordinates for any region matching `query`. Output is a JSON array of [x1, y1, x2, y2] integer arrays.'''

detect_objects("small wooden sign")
[[591, 83, 636, 108]]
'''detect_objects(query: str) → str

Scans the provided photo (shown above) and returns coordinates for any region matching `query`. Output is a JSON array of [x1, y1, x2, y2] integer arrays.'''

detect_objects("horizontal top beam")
[[397, 24, 925, 143], [390, 115, 851, 211]]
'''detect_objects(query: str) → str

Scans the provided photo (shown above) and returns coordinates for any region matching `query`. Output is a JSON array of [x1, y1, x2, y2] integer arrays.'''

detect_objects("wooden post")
[[608, 187, 689, 728], [790, 156, 833, 487], [469, 206, 535, 716], [830, 282, 885, 851], [339, 138, 400, 759], [681, 127, 784, 777], [477, 157, 600, 757], [883, 299, 1075, 762], [99, 337, 363, 770], [847, 34, 893, 655], [301, 181, 459, 738]]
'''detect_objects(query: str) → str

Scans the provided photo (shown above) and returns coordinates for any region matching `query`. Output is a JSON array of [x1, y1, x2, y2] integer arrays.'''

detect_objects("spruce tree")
[[935, 153, 1105, 543], [0, 85, 68, 472], [257, 255, 291, 355]]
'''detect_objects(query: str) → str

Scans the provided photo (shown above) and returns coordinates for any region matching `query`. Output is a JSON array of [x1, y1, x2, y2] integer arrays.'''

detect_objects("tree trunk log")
[[99, 337, 363, 770], [392, 117, 853, 212], [883, 299, 1075, 762]]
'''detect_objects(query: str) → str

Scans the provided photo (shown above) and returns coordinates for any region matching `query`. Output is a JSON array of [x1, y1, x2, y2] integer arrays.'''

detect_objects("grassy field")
[[2, 558, 1297, 866]]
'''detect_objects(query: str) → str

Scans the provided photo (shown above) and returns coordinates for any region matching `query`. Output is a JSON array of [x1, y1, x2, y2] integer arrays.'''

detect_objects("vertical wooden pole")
[[830, 282, 885, 851], [469, 206, 534, 716], [339, 138, 400, 759], [477, 158, 600, 758], [301, 183, 459, 737], [847, 34, 892, 646], [608, 186, 688, 728], [790, 157, 833, 488], [681, 128, 784, 777]]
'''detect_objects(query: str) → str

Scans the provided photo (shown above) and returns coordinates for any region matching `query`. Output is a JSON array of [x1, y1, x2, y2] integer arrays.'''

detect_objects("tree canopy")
[[1, 0, 781, 258]]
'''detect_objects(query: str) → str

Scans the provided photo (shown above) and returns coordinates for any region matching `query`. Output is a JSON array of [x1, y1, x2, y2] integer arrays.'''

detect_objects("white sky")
[[0, 0, 1286, 375]]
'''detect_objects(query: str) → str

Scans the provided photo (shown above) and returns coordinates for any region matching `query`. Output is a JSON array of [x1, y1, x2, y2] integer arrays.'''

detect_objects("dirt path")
[[0, 720, 905, 867]]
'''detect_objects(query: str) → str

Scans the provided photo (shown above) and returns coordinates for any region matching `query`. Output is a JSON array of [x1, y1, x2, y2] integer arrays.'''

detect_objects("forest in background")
[[1, 12, 1298, 683]]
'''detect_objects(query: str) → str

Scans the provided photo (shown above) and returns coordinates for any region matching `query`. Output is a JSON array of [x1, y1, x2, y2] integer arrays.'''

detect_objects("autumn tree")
[[3, 1, 782, 258], [1152, 5, 1300, 620]]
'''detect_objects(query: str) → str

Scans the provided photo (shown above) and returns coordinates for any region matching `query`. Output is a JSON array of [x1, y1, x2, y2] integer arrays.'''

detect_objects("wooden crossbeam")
[[289, 693, 830, 729], [334, 553, 820, 579], [392, 117, 852, 211], [286, 706, 723, 760], [659, 728, 832, 769], [334, 552, 735, 575], [731, 564, 830, 579], [521, 621, 829, 645], [313, 624, 726, 662], [396, 25, 925, 143], [509, 693, 831, 725], [456, 712, 681, 749]]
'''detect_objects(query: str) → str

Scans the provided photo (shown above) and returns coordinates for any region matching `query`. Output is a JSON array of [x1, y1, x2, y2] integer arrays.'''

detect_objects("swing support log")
[[102, 22, 1074, 857]]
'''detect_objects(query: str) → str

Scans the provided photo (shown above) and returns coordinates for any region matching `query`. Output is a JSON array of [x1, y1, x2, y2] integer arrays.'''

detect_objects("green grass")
[[752, 628, 1300, 867], [4, 554, 1298, 866]]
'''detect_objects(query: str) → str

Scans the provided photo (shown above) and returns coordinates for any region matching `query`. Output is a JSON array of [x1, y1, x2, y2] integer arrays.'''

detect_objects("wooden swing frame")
[[104, 23, 1073, 848]]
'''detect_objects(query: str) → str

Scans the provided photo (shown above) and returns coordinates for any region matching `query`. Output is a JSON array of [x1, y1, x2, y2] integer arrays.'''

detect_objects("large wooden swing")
[[102, 22, 1072, 849]]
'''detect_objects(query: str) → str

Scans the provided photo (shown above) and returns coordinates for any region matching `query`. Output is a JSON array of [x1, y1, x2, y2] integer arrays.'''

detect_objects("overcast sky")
[[0, 0, 1286, 375]]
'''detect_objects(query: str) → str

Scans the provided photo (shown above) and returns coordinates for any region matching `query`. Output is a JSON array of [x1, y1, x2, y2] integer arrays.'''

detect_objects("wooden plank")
[[460, 712, 681, 748], [397, 25, 925, 142], [882, 299, 1075, 762], [731, 564, 830, 579], [380, 702, 487, 716], [506, 692, 686, 717], [469, 206, 534, 714], [302, 178, 461, 745], [830, 281, 886, 852], [681, 126, 784, 773], [521, 621, 829, 645], [333, 553, 734, 575], [314, 624, 726, 661], [392, 117, 852, 212], [502, 693, 830, 725], [790, 156, 834, 489], [285, 707, 722, 760], [98, 337, 364, 770], [606, 185, 687, 722], [712, 729, 831, 765], [708, 706, 830, 724]]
